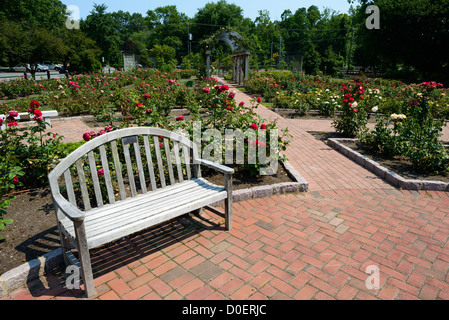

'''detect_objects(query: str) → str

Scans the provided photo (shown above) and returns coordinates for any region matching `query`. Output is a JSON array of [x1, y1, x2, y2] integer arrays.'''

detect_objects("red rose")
[[30, 100, 40, 108], [82, 132, 91, 141], [260, 123, 266, 129], [250, 124, 258, 130], [251, 140, 266, 147], [34, 109, 43, 117]]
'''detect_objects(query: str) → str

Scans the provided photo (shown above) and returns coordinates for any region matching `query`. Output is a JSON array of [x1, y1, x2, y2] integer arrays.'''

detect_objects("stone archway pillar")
[[205, 50, 211, 77], [232, 50, 250, 85]]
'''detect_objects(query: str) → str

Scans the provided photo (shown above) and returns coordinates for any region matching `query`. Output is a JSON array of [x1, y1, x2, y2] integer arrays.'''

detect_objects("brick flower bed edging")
[[0, 157, 308, 297], [327, 138, 449, 191]]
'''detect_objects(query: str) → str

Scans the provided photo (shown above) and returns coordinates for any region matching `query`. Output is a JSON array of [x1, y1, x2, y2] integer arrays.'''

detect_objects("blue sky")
[[61, 0, 354, 21]]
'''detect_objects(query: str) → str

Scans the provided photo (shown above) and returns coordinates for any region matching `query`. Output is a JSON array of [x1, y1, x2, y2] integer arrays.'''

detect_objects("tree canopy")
[[0, 0, 448, 82]]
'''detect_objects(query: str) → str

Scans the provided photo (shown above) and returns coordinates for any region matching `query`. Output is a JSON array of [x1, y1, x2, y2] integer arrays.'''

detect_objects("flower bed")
[[328, 138, 449, 191], [244, 70, 449, 120]]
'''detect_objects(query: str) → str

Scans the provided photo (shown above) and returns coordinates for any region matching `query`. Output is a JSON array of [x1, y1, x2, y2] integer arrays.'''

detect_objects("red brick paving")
[[2, 77, 449, 301]]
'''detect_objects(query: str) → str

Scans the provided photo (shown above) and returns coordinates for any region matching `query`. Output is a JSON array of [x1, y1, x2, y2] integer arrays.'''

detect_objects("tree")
[[81, 3, 122, 67], [0, 0, 67, 29], [57, 28, 102, 73], [193, 0, 245, 46], [146, 6, 189, 59], [303, 44, 321, 75], [149, 44, 177, 70], [352, 0, 449, 82], [321, 46, 344, 75]]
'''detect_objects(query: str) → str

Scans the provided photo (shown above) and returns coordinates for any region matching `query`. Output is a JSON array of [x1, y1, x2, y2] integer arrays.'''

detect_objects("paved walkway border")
[[328, 138, 449, 191]]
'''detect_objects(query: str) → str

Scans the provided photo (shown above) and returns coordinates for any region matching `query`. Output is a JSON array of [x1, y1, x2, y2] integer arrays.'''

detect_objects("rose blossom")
[[83, 132, 91, 141]]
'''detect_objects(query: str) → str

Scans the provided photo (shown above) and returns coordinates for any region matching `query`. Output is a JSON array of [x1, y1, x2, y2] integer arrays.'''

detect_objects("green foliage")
[[360, 95, 449, 174], [303, 45, 321, 75], [353, 0, 449, 83]]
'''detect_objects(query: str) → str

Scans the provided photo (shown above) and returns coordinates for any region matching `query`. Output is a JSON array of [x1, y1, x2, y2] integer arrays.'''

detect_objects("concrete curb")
[[0, 248, 63, 297], [0, 158, 308, 297], [327, 138, 449, 191]]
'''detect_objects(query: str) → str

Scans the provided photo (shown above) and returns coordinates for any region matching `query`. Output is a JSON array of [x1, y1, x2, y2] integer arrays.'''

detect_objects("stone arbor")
[[205, 31, 250, 85], [231, 50, 250, 85]]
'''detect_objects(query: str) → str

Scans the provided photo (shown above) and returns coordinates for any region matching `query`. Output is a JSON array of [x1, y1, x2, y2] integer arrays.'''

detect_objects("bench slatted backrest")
[[48, 127, 200, 214]]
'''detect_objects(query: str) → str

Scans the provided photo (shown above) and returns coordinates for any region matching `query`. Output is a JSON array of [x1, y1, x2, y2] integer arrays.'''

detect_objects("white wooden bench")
[[0, 110, 58, 130], [48, 127, 234, 297]]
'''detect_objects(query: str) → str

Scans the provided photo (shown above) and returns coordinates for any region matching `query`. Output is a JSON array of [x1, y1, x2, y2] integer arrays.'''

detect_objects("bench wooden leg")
[[224, 173, 233, 231], [74, 220, 96, 298]]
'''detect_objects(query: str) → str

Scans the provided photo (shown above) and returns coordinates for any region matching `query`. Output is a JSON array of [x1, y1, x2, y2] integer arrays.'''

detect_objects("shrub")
[[333, 81, 368, 137]]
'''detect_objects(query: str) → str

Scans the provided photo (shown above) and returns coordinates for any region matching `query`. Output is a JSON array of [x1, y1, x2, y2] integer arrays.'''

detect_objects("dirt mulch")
[[275, 109, 378, 123], [0, 164, 294, 276]]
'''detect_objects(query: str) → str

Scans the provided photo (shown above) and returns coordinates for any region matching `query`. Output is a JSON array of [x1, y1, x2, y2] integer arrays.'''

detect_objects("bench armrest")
[[198, 159, 234, 175], [52, 193, 85, 222]]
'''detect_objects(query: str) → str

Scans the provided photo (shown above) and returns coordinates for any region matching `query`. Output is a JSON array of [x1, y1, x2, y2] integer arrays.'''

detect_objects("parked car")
[[35, 64, 49, 72], [54, 64, 63, 71], [42, 61, 57, 70], [9, 64, 30, 72]]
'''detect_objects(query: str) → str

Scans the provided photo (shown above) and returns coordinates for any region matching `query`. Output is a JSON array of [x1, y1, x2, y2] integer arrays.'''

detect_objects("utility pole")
[[347, 27, 355, 72], [187, 22, 190, 55], [279, 36, 282, 69]]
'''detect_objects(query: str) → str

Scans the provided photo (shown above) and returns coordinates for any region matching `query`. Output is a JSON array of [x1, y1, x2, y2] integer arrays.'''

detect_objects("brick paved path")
[[2, 77, 449, 300]]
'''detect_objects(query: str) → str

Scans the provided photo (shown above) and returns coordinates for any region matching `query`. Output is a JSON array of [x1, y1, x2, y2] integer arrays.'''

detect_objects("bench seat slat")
[[76, 158, 91, 210], [59, 178, 226, 249], [110, 140, 126, 201], [67, 179, 223, 228], [164, 138, 175, 185], [153, 136, 166, 188], [88, 151, 103, 207], [75, 184, 222, 237], [143, 135, 157, 191]]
